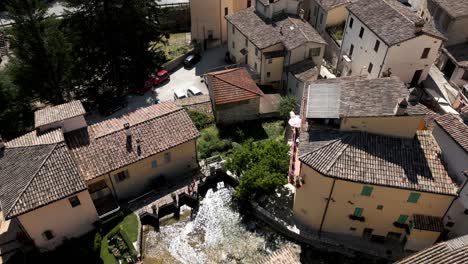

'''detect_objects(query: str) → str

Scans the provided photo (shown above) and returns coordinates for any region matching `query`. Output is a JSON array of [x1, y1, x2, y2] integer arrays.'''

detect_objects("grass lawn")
[[150, 33, 191, 62], [100, 213, 139, 264]]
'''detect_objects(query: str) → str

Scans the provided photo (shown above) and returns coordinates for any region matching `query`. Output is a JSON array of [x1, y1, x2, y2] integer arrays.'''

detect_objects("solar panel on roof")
[[306, 83, 341, 119]]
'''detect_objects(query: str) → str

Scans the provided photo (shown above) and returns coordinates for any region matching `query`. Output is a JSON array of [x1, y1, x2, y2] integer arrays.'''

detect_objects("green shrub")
[[187, 110, 212, 130], [197, 126, 232, 159], [93, 232, 102, 252]]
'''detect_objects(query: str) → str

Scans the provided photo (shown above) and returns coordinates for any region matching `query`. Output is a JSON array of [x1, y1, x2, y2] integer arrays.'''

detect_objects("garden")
[[150, 33, 193, 63]]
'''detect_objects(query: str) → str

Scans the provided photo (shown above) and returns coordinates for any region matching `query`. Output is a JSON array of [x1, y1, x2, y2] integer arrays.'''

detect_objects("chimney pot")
[[124, 123, 131, 137], [394, 98, 408, 116]]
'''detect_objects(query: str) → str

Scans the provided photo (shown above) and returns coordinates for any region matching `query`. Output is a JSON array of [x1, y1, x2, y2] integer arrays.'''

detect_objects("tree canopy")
[[279, 95, 298, 120], [226, 139, 289, 200]]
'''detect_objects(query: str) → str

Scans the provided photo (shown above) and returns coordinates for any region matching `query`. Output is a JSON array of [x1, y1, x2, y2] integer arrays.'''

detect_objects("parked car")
[[183, 54, 201, 67], [174, 90, 187, 100], [134, 79, 153, 95], [98, 94, 128, 116], [187, 86, 203, 97], [151, 69, 170, 86]]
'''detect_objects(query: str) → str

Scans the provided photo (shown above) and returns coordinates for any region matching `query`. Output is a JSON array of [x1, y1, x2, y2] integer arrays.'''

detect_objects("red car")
[[151, 69, 170, 86], [134, 79, 153, 95]]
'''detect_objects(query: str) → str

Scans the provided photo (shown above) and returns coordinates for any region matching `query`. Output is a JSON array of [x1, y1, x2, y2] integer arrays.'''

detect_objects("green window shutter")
[[353, 207, 364, 217], [407, 193, 421, 203], [397, 214, 408, 224], [361, 186, 373, 196]]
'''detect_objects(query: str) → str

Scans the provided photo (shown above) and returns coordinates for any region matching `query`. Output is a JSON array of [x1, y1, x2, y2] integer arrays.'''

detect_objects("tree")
[[197, 126, 232, 159], [187, 110, 213, 130], [0, 65, 34, 139], [63, 0, 164, 99], [7, 0, 73, 104], [279, 96, 298, 119], [226, 139, 289, 200]]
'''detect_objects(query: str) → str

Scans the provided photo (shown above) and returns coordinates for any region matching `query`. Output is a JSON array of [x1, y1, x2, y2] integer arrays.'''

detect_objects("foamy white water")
[[145, 186, 287, 264]]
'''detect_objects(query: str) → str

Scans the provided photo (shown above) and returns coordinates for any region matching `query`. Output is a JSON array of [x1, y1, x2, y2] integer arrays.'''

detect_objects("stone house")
[[338, 0, 445, 87], [225, 0, 327, 100], [0, 101, 200, 251]]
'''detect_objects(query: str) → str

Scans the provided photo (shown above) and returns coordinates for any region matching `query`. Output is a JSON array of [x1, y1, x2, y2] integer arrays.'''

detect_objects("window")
[[368, 62, 373, 74], [267, 72, 271, 78], [319, 13, 323, 24], [314, 6, 317, 16], [446, 221, 455, 228], [349, 44, 354, 57], [247, 0, 251, 7], [376, 205, 383, 210], [421, 11, 425, 17], [232, 25, 235, 34], [268, 58, 272, 64], [421, 48, 430, 59], [43, 230, 54, 240], [245, 39, 248, 47], [255, 48, 259, 57], [350, 227, 356, 231], [255, 62, 258, 71], [232, 41, 235, 49], [359, 27, 364, 38], [151, 160, 158, 168], [114, 170, 129, 182], [309, 47, 321, 57], [353, 207, 364, 217], [374, 40, 380, 52], [407, 192, 421, 203], [224, 7, 228, 16], [69, 196, 81, 207], [397, 214, 408, 224], [349, 17, 354, 28], [164, 152, 171, 163], [462, 70, 468, 81], [361, 186, 373, 196], [464, 209, 468, 215], [207, 30, 214, 39]]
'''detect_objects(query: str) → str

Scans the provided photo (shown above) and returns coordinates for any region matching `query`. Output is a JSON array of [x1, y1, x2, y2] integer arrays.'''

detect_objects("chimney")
[[394, 98, 408, 116], [136, 139, 142, 156], [414, 20, 424, 34], [124, 123, 131, 137], [0, 135, 4, 150], [299, 9, 305, 20]]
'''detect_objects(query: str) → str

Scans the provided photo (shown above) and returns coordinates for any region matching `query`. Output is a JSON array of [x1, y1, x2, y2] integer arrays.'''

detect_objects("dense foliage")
[[0, 0, 165, 139], [197, 126, 232, 159], [187, 110, 212, 130], [226, 139, 289, 200], [279, 96, 298, 120]]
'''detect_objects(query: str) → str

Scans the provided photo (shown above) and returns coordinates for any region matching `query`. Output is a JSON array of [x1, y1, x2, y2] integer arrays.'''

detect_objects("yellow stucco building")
[[294, 76, 458, 252], [0, 101, 200, 251]]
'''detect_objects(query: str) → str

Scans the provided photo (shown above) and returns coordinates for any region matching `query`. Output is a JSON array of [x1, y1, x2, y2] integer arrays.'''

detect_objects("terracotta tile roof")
[[206, 68, 264, 105], [299, 130, 457, 195], [174, 95, 210, 107], [347, 0, 445, 46], [444, 44, 468, 69], [288, 59, 318, 82], [226, 7, 326, 50], [413, 214, 444, 232], [255, 245, 301, 264], [431, 0, 468, 19], [34, 100, 86, 128], [396, 234, 468, 264], [0, 143, 87, 219], [65, 102, 200, 181], [5, 129, 64, 148], [434, 114, 468, 153], [306, 76, 426, 118]]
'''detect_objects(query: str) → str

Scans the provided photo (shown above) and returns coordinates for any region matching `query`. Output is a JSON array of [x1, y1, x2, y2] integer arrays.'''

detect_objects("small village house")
[[205, 67, 281, 124], [190, 0, 253, 49], [432, 114, 468, 238], [293, 76, 457, 251], [303, 0, 352, 35], [0, 101, 200, 251], [338, 0, 445, 87], [226, 0, 327, 99]]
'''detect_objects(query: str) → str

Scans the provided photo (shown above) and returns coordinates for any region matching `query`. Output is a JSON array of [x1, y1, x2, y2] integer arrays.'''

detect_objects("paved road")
[[87, 46, 228, 124]]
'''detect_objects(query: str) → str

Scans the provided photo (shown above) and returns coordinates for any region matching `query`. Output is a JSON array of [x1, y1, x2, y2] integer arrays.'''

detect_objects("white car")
[[187, 86, 203, 97], [174, 90, 187, 100]]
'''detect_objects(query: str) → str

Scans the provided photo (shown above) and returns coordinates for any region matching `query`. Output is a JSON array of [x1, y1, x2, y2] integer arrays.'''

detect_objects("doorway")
[[410, 69, 423, 87]]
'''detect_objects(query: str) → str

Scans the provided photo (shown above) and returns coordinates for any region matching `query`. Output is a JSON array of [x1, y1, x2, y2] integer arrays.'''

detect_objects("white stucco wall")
[[340, 13, 389, 78], [18, 191, 99, 251]]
